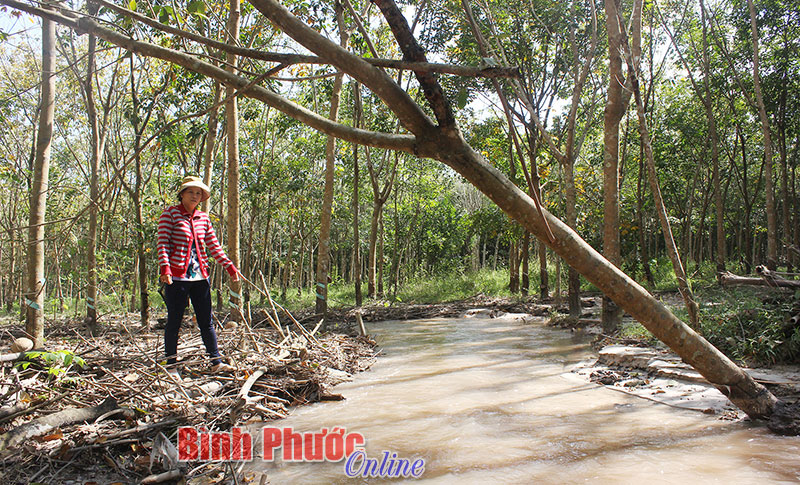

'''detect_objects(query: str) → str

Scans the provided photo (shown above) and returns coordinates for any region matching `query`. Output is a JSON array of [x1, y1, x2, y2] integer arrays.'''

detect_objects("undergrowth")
[[3, 261, 798, 366]]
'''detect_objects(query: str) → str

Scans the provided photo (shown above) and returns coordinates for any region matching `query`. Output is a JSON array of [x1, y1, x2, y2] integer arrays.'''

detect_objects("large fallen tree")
[[720, 265, 800, 289], [0, 0, 783, 420]]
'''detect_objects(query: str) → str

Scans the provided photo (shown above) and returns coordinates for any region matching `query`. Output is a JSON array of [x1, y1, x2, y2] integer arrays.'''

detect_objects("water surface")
[[251, 313, 800, 484]]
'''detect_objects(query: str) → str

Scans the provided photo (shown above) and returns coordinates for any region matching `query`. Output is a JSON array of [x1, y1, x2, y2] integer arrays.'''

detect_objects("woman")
[[157, 176, 238, 375]]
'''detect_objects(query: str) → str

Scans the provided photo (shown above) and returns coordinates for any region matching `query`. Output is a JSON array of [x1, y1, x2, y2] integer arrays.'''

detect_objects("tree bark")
[[85, 23, 100, 334], [352, 83, 363, 307], [226, 0, 242, 316], [25, 15, 55, 348], [315, 3, 347, 316], [747, 0, 778, 270]]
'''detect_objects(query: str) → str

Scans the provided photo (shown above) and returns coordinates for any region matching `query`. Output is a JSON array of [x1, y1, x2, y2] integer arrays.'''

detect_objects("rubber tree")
[[25, 14, 55, 349], [601, 0, 638, 334], [226, 0, 243, 315], [315, 1, 348, 316], [5, 0, 780, 419], [461, 0, 599, 314], [747, 0, 778, 270]]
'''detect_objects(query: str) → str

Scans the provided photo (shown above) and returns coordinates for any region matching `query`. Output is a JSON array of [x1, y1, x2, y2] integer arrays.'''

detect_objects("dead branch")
[[0, 352, 26, 363], [720, 267, 800, 289], [0, 396, 120, 452], [140, 469, 183, 485]]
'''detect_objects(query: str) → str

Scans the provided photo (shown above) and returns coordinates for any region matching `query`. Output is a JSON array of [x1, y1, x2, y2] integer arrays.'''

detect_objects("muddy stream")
[[250, 312, 800, 483]]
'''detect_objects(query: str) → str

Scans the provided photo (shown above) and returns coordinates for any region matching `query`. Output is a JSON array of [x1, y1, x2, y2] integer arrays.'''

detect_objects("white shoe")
[[211, 362, 235, 374], [166, 367, 182, 381]]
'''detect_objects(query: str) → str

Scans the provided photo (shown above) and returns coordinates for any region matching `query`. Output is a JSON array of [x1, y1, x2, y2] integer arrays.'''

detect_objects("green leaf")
[[128, 0, 136, 11], [456, 88, 468, 110], [158, 6, 171, 24], [188, 0, 206, 14], [64, 353, 73, 367]]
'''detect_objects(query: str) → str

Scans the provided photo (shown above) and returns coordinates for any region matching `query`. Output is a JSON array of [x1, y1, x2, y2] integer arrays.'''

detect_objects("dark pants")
[[163, 279, 221, 366]]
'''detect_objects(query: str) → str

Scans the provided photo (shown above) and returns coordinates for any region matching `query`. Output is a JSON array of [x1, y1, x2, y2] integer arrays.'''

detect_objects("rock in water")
[[768, 401, 800, 436], [11, 337, 34, 353]]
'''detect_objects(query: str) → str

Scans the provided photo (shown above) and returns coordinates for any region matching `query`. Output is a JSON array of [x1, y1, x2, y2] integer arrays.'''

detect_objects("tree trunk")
[[509, 238, 519, 293], [521, 231, 530, 296], [368, 199, 381, 298], [135, 197, 149, 327], [25, 16, 55, 349], [226, 0, 242, 315], [538, 241, 548, 299], [747, 0, 777, 270], [621, 22, 700, 329], [377, 213, 385, 296], [85, 26, 100, 334], [601, 0, 635, 334], [636, 149, 655, 288], [564, 159, 580, 317], [5, 236, 14, 313], [201, 82, 221, 214], [315, 3, 347, 316], [352, 83, 363, 307]]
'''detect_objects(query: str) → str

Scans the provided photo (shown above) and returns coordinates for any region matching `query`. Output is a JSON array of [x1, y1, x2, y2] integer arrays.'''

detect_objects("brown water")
[[251, 313, 800, 484]]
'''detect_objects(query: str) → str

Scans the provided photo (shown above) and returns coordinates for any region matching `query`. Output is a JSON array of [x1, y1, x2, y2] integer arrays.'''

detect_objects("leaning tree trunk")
[[226, 0, 242, 315], [25, 15, 56, 349], [619, 18, 700, 329]]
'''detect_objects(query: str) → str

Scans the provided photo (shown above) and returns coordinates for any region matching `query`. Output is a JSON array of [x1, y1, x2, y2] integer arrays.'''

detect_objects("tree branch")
[[248, 0, 436, 138], [373, 0, 456, 130], [88, 0, 519, 78], [0, 0, 417, 153]]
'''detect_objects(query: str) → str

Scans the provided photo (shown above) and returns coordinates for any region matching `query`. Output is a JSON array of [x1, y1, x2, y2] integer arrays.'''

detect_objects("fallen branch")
[[755, 265, 800, 288], [0, 352, 26, 363], [140, 469, 183, 485], [719, 268, 800, 289], [0, 402, 28, 421], [0, 396, 120, 452]]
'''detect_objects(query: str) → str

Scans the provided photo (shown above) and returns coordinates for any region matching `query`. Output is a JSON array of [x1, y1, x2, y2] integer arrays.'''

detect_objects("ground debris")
[[0, 311, 377, 483]]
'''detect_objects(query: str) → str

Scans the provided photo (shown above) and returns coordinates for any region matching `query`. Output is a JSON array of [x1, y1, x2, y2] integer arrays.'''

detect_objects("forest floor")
[[0, 309, 377, 484]]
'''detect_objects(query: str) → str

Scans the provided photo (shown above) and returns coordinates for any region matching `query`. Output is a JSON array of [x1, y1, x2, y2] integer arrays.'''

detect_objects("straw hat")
[[178, 176, 211, 202]]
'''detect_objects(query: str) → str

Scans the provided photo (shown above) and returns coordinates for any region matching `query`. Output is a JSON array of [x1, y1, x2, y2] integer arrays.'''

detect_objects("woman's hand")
[[230, 270, 240, 282], [160, 274, 173, 285]]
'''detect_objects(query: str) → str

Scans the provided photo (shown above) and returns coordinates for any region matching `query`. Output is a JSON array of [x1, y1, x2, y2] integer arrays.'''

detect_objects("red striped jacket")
[[157, 204, 237, 279]]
